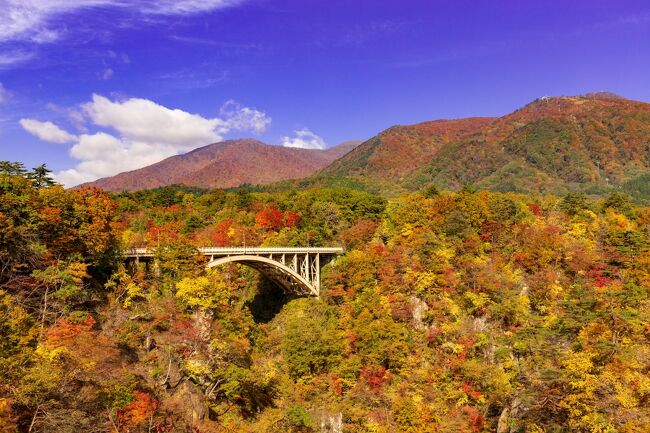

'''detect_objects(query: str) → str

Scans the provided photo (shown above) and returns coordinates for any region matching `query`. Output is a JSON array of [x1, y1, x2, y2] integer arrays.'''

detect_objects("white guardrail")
[[125, 246, 344, 257]]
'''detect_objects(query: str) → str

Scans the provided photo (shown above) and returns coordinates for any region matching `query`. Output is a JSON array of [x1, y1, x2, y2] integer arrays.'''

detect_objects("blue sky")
[[1, 0, 649, 185]]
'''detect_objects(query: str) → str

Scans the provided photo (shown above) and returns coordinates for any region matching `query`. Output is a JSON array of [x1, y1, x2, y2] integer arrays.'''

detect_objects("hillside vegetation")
[[320, 93, 650, 200], [1, 163, 649, 432], [81, 140, 361, 192]]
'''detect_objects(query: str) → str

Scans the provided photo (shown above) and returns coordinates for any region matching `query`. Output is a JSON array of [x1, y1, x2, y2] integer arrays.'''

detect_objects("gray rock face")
[[161, 380, 206, 424], [410, 296, 429, 330], [321, 412, 343, 433]]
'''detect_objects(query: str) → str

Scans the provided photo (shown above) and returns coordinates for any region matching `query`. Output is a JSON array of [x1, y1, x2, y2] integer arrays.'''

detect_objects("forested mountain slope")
[[318, 93, 650, 199], [2, 164, 649, 432], [81, 139, 361, 192]]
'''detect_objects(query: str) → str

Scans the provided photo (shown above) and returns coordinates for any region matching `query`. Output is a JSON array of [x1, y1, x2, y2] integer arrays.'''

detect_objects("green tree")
[[280, 299, 344, 379], [560, 192, 588, 215], [602, 191, 634, 217], [28, 164, 56, 189]]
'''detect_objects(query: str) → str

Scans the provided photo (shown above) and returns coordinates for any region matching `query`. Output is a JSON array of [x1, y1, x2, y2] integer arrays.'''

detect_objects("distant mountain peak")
[[579, 91, 626, 100], [532, 92, 627, 105], [81, 139, 361, 192], [318, 92, 650, 199], [509, 91, 643, 120]]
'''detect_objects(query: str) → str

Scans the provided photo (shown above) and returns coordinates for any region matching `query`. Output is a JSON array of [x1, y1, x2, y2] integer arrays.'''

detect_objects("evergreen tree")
[[0, 161, 27, 176], [28, 164, 56, 189], [559, 191, 588, 215]]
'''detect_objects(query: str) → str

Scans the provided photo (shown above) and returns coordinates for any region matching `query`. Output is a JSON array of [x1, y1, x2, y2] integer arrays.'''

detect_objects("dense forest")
[[320, 94, 650, 200], [1, 162, 649, 432]]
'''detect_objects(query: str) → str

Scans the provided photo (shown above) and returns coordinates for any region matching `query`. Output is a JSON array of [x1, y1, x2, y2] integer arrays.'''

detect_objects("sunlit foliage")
[[1, 163, 649, 432]]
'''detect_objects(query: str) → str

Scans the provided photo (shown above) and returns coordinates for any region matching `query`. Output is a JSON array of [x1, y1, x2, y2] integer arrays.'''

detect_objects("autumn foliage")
[[255, 203, 301, 230], [2, 163, 650, 432]]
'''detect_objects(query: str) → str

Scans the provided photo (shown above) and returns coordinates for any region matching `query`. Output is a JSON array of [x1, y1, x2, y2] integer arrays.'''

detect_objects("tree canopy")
[[1, 164, 648, 432]]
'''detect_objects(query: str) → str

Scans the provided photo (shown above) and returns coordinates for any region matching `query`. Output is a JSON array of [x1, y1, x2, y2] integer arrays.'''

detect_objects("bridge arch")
[[206, 255, 318, 297], [125, 247, 343, 298]]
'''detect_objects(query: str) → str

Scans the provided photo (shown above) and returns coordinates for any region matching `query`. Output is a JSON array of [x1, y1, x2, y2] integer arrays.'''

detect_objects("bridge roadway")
[[125, 247, 344, 297]]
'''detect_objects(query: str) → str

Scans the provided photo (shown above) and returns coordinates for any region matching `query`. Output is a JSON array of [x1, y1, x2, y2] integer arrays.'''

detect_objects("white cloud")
[[0, 83, 8, 104], [280, 128, 326, 149], [220, 100, 271, 134], [0, 1, 110, 43], [69, 131, 124, 161], [83, 94, 229, 149], [46, 102, 87, 131], [19, 118, 77, 143], [0, 50, 34, 69], [55, 132, 176, 186], [142, 0, 242, 15], [23, 94, 270, 187], [101, 68, 113, 80], [107, 50, 130, 64], [0, 0, 243, 43]]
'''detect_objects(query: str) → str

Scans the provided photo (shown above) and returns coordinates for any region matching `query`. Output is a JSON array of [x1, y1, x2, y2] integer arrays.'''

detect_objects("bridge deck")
[[124, 246, 344, 297], [125, 246, 344, 258]]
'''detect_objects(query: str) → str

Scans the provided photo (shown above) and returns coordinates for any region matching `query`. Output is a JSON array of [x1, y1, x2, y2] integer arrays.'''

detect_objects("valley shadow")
[[245, 277, 296, 323]]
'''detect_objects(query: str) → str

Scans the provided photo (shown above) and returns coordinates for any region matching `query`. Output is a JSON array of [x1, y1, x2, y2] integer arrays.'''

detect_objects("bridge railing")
[[124, 246, 344, 257], [198, 247, 344, 254], [125, 247, 154, 257]]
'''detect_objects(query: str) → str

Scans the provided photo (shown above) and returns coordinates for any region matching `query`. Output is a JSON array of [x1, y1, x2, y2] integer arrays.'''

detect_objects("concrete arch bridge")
[[125, 247, 343, 297]]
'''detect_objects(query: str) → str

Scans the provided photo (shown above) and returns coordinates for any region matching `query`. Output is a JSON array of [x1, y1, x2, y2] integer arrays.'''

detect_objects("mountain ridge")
[[316, 92, 650, 199], [83, 92, 650, 200], [80, 139, 361, 192]]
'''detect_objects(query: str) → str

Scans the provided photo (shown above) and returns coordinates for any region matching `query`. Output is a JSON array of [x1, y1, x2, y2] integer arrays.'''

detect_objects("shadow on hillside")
[[245, 278, 295, 323]]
